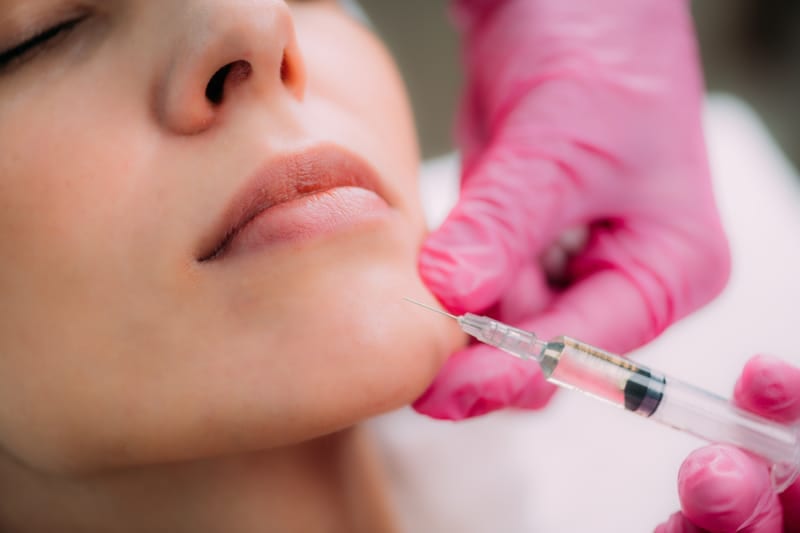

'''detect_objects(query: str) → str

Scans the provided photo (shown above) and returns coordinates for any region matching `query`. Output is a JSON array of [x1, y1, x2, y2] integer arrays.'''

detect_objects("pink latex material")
[[656, 356, 800, 533], [413, 0, 731, 419]]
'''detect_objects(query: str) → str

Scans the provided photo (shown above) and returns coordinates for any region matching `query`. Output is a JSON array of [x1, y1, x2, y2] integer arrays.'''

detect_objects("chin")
[[137, 215, 463, 451], [207, 217, 464, 413]]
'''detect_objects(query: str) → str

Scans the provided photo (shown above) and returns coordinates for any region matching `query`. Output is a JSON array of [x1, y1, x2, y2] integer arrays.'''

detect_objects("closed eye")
[[0, 16, 86, 71]]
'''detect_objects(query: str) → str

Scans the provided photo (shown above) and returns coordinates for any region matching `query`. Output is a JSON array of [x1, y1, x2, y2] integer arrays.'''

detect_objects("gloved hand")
[[656, 355, 800, 533], [413, 0, 730, 419]]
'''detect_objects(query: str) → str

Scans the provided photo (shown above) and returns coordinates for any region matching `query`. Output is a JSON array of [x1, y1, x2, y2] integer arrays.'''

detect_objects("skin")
[[0, 0, 464, 530]]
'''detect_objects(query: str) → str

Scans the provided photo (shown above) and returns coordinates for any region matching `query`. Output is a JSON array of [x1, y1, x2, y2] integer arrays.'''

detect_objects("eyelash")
[[0, 16, 86, 72]]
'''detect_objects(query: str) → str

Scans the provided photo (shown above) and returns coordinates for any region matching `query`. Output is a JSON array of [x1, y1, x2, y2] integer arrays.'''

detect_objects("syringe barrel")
[[543, 337, 800, 492], [539, 337, 667, 417], [651, 375, 800, 491]]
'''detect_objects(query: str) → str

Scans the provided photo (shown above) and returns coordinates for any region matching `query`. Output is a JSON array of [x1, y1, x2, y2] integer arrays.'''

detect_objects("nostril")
[[280, 53, 290, 84], [280, 49, 302, 89], [205, 63, 231, 105], [205, 60, 252, 105], [278, 45, 306, 100]]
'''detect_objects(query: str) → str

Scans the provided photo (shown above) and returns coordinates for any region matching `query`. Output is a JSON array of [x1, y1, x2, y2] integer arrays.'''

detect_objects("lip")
[[198, 145, 390, 261]]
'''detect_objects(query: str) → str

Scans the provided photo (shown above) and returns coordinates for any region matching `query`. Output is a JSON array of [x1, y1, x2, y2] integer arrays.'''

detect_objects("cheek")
[[0, 88, 143, 257], [0, 81, 184, 472]]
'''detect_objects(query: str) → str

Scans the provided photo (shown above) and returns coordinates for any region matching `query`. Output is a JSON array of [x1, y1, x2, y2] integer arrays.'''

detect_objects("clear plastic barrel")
[[455, 314, 800, 491], [538, 337, 666, 416], [651, 376, 800, 491], [541, 336, 800, 492]]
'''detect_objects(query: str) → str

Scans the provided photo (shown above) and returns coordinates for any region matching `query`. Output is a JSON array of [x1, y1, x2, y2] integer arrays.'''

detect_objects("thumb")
[[677, 445, 783, 533], [537, 216, 730, 354], [419, 149, 572, 315], [412, 342, 557, 420], [413, 262, 556, 420]]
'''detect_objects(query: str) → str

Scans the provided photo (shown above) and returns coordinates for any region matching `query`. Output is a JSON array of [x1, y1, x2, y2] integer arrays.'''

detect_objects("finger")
[[513, 269, 660, 355], [491, 260, 554, 326], [412, 342, 557, 420], [541, 220, 730, 354], [419, 153, 572, 315], [414, 262, 554, 420], [678, 445, 783, 533], [734, 355, 800, 424]]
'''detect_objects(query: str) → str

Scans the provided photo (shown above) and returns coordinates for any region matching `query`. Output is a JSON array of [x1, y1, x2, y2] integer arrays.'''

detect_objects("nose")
[[157, 0, 306, 135]]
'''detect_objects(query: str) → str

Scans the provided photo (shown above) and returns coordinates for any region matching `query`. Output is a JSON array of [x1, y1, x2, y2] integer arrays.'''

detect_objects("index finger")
[[734, 355, 800, 424]]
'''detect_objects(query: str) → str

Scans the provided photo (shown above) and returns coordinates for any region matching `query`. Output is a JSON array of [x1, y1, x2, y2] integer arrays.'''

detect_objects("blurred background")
[[357, 0, 800, 168]]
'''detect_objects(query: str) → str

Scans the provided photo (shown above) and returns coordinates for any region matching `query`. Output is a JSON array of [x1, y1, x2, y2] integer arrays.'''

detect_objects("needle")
[[402, 297, 458, 320]]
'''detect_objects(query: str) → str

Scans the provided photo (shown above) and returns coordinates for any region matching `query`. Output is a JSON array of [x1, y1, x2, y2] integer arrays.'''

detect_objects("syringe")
[[405, 298, 800, 492]]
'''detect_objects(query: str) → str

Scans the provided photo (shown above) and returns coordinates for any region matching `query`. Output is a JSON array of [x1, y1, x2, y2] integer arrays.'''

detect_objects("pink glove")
[[657, 356, 800, 533], [413, 0, 730, 419]]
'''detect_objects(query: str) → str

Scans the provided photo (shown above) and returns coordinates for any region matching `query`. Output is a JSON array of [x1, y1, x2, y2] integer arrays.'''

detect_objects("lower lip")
[[221, 187, 391, 258]]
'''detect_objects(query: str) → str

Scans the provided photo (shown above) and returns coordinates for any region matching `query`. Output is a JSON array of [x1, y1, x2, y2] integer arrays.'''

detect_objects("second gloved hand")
[[414, 0, 730, 419], [657, 355, 800, 532]]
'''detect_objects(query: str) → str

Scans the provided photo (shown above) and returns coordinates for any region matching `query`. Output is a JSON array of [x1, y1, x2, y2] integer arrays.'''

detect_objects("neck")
[[0, 426, 398, 533]]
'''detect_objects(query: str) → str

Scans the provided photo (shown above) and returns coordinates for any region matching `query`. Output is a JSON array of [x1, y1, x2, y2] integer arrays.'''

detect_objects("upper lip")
[[198, 144, 386, 261]]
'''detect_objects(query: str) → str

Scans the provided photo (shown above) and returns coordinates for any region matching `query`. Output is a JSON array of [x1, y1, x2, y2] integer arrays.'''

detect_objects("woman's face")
[[0, 0, 462, 473]]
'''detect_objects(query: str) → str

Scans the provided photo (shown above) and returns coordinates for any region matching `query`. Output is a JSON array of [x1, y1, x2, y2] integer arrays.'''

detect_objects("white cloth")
[[369, 94, 800, 533]]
